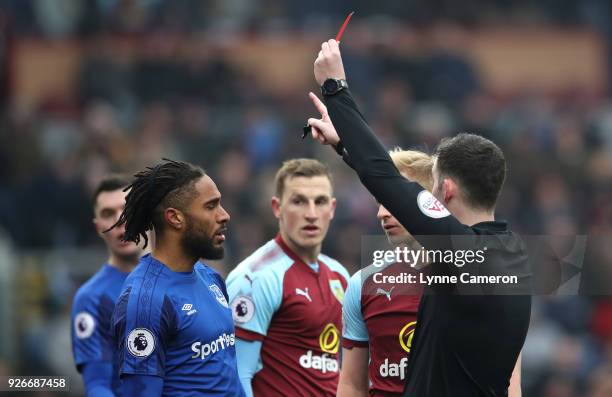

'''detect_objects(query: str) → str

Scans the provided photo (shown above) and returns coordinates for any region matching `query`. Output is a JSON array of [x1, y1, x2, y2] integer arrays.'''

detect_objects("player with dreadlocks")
[[110, 159, 245, 397]]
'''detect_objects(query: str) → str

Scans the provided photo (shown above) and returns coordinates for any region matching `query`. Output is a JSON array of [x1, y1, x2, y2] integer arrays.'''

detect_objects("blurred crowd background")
[[0, 0, 611, 396]]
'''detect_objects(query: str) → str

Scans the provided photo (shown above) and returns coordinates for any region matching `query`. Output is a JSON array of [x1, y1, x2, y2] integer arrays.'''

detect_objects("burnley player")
[[308, 39, 531, 396], [339, 150, 432, 397], [108, 159, 244, 397], [71, 174, 143, 397], [226, 158, 350, 397]]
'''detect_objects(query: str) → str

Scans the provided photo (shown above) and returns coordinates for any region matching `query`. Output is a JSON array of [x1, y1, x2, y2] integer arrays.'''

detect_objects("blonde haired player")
[[338, 149, 432, 397]]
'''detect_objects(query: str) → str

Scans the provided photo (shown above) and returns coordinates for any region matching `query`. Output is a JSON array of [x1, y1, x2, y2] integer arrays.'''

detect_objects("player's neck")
[[108, 254, 139, 273], [152, 243, 197, 273], [452, 203, 495, 226]]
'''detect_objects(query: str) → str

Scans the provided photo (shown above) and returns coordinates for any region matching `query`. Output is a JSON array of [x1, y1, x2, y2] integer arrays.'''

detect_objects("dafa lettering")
[[299, 323, 340, 373], [379, 357, 409, 380], [299, 351, 339, 373], [191, 333, 235, 360]]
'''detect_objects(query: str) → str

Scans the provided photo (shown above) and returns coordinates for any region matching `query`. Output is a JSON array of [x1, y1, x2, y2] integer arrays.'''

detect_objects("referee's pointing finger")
[[308, 92, 327, 117]]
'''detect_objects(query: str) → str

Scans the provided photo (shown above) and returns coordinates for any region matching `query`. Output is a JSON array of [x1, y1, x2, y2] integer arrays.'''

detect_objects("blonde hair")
[[389, 149, 434, 191], [274, 158, 332, 198]]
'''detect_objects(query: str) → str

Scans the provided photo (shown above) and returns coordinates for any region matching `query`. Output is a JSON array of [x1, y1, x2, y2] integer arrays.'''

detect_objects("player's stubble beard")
[[181, 214, 225, 261]]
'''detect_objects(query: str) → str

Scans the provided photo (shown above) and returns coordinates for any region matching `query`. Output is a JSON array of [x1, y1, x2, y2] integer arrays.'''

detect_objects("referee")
[[307, 39, 531, 397]]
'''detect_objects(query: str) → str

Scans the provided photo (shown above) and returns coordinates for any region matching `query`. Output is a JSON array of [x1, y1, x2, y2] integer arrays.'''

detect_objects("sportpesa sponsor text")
[[191, 333, 235, 359]]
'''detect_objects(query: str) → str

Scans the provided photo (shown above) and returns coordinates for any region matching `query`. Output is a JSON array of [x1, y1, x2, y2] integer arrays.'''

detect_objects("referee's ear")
[[442, 177, 458, 205], [271, 196, 281, 219]]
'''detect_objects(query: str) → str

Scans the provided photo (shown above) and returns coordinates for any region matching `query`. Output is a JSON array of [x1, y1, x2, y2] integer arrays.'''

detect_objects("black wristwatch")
[[321, 78, 348, 96]]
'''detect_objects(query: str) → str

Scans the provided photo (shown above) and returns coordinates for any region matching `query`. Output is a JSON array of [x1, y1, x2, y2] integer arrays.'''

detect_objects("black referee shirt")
[[324, 89, 532, 397]]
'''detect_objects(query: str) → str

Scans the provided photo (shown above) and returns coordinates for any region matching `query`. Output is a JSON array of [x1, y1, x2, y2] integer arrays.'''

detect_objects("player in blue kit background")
[[108, 159, 245, 397], [71, 174, 143, 397]]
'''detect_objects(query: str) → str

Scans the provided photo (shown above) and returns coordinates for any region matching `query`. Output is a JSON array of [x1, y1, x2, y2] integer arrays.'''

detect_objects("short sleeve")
[[71, 291, 115, 369], [113, 283, 177, 378], [227, 269, 282, 341], [342, 271, 369, 345]]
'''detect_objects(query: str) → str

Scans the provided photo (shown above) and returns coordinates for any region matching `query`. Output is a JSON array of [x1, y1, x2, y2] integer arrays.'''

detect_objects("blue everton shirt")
[[112, 254, 244, 396], [71, 263, 129, 394]]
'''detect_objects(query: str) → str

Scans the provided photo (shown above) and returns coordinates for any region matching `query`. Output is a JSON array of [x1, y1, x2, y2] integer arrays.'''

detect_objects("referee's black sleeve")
[[325, 89, 471, 239]]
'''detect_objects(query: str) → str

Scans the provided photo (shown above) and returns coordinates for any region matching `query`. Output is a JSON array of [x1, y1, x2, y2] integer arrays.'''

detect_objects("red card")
[[336, 11, 355, 43]]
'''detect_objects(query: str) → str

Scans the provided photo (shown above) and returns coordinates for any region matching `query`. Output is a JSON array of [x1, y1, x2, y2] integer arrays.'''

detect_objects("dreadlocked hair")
[[105, 158, 205, 248]]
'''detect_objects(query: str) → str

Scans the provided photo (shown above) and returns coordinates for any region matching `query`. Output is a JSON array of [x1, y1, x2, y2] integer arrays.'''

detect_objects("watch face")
[[324, 79, 339, 93]]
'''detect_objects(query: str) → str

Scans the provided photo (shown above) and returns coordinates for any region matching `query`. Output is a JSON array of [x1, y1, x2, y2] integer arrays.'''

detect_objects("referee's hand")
[[307, 92, 340, 146], [314, 39, 346, 86]]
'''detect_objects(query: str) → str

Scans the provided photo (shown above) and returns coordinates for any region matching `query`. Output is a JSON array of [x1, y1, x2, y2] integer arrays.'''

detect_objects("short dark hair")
[[106, 159, 205, 248], [434, 133, 506, 210], [274, 158, 332, 198], [92, 174, 131, 208]]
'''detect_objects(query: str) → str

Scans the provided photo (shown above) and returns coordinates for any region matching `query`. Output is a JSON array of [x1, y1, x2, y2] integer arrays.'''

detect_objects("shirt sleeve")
[[113, 282, 177, 378], [71, 291, 115, 369], [81, 362, 115, 397], [325, 89, 472, 239], [227, 269, 282, 341], [342, 271, 369, 347], [235, 339, 263, 397]]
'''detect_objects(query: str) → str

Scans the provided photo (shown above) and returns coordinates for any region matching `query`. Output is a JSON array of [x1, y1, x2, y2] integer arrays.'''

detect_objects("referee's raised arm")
[[308, 39, 468, 239], [308, 38, 531, 397]]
